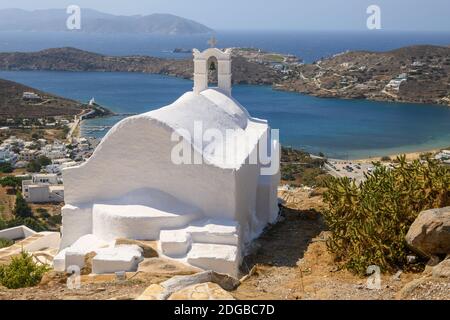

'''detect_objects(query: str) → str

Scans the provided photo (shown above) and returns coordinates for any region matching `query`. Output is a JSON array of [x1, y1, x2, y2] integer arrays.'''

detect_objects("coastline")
[[353, 148, 445, 163], [1, 45, 450, 108]]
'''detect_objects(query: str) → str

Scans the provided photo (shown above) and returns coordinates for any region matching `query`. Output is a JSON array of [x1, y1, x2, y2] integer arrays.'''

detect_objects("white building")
[[46, 160, 78, 174], [41, 142, 67, 160], [0, 146, 17, 164], [435, 150, 450, 161], [56, 47, 280, 277], [22, 174, 64, 203], [19, 149, 39, 161], [22, 92, 41, 101], [385, 73, 408, 92]]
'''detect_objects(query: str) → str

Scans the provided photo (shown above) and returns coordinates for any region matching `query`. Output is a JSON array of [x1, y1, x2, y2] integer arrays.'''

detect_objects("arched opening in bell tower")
[[207, 56, 219, 88]]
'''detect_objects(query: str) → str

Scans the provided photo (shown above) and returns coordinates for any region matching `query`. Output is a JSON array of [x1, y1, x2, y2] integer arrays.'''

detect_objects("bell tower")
[[193, 43, 232, 96]]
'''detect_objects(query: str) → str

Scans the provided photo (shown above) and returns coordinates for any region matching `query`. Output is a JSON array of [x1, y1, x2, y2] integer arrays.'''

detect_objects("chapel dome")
[[144, 88, 250, 133]]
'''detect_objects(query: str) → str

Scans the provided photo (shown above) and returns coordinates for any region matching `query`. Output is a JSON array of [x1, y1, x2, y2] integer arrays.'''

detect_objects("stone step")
[[188, 220, 239, 246], [159, 219, 239, 258], [53, 234, 110, 272], [92, 245, 144, 274], [160, 229, 191, 257], [187, 243, 240, 277], [53, 234, 145, 274]]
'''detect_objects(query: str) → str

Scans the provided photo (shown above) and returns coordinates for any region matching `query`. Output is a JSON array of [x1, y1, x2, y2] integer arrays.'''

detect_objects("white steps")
[[160, 229, 191, 257], [159, 219, 241, 277], [187, 243, 239, 277], [92, 245, 143, 274], [53, 234, 144, 274]]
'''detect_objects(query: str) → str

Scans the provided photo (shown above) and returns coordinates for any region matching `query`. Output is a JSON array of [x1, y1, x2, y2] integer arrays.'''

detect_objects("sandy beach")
[[354, 148, 445, 163]]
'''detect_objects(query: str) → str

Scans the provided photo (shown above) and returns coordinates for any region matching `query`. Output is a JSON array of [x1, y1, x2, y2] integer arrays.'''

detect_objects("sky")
[[0, 0, 449, 31]]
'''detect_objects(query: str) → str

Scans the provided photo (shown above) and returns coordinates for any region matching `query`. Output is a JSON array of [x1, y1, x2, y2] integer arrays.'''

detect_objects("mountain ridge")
[[0, 8, 213, 35]]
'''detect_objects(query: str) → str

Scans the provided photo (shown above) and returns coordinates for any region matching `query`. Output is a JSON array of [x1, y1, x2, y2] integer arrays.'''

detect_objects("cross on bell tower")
[[208, 36, 218, 48]]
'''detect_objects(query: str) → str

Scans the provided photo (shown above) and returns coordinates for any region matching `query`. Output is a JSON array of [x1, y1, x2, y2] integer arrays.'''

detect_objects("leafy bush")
[[14, 192, 33, 218], [280, 147, 329, 187], [0, 162, 13, 173], [323, 156, 450, 275], [0, 215, 48, 232], [0, 238, 14, 249], [3, 217, 47, 232], [36, 208, 50, 219], [27, 156, 51, 173], [48, 214, 62, 226], [0, 176, 23, 192], [0, 251, 49, 289]]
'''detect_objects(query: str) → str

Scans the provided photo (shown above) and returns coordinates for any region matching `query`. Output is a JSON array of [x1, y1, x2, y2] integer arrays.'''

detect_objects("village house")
[[22, 173, 64, 203], [19, 149, 39, 161], [385, 73, 408, 92], [0, 146, 17, 164], [41, 141, 68, 159], [22, 91, 41, 101]]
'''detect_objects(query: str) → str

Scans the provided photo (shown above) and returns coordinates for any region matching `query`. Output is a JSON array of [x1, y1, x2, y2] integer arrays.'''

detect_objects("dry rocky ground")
[[0, 78, 84, 119], [0, 189, 448, 300]]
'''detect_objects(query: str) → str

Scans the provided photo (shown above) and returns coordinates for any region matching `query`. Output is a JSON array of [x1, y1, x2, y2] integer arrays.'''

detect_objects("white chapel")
[[54, 46, 280, 277]]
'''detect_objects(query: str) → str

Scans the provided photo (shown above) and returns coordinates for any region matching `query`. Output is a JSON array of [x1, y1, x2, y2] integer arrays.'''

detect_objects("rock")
[[135, 270, 240, 300], [161, 271, 240, 297], [396, 278, 426, 299], [426, 255, 441, 267], [432, 259, 450, 278], [136, 284, 165, 300], [115, 239, 158, 258], [405, 207, 450, 257], [80, 273, 120, 284], [81, 252, 97, 275], [168, 282, 235, 300], [39, 271, 68, 286], [137, 258, 200, 276]]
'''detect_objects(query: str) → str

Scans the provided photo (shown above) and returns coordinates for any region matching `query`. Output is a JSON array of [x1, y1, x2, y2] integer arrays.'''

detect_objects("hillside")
[[0, 9, 212, 35], [0, 78, 84, 118], [0, 45, 449, 106], [277, 45, 450, 106], [0, 47, 282, 85]]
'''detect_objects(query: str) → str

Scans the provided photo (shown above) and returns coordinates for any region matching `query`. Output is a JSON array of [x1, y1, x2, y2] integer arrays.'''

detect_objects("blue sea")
[[1, 30, 450, 63], [1, 70, 450, 159], [1, 31, 450, 159]]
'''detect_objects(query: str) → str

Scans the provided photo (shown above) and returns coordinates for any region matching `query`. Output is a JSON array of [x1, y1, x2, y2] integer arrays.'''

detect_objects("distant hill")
[[277, 45, 450, 106], [1, 45, 447, 106], [0, 78, 84, 118], [0, 47, 282, 85], [0, 8, 213, 35]]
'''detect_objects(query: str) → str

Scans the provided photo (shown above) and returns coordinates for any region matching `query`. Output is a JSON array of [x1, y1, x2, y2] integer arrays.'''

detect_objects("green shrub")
[[0, 176, 23, 192], [0, 251, 49, 289], [36, 208, 50, 219], [323, 155, 450, 275], [0, 162, 13, 173], [14, 192, 33, 218], [0, 217, 47, 232], [48, 214, 62, 226], [0, 238, 14, 249]]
